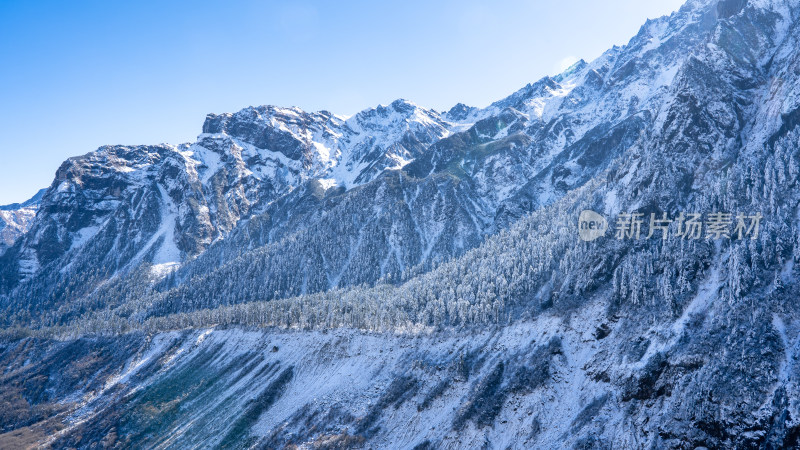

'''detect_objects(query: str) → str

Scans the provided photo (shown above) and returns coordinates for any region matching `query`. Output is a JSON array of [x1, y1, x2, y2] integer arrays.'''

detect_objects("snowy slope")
[[3, 0, 800, 447]]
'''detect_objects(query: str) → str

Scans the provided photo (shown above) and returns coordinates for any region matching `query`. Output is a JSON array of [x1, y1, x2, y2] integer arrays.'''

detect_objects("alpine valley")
[[3, 0, 800, 447]]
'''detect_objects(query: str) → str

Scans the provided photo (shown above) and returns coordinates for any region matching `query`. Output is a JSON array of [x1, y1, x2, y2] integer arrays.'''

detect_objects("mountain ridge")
[[3, 0, 800, 447]]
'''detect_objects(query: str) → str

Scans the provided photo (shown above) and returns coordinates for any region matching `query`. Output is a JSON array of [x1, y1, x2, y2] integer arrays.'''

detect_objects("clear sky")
[[0, 0, 686, 204]]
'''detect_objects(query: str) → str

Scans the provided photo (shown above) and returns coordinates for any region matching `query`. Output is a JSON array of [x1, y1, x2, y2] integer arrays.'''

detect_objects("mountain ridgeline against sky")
[[0, 0, 716, 322], [3, 0, 800, 447]]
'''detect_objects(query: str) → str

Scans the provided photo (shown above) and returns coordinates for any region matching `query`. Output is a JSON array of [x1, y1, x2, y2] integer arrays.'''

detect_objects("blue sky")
[[0, 0, 685, 204]]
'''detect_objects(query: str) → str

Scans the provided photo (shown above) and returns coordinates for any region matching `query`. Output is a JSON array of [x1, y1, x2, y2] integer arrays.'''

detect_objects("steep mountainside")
[[3, 0, 800, 448]]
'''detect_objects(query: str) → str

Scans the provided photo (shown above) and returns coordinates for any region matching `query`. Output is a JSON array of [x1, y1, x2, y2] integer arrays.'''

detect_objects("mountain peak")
[[389, 98, 417, 111], [445, 102, 477, 122]]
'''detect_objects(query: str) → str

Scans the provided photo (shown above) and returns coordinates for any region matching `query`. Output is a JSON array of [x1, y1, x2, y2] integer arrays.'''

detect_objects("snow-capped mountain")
[[0, 0, 724, 321], [3, 0, 800, 448], [0, 189, 44, 253], [0, 100, 456, 314]]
